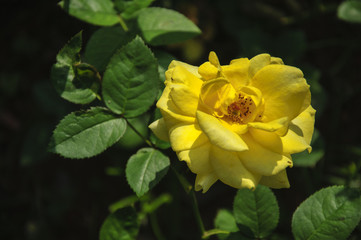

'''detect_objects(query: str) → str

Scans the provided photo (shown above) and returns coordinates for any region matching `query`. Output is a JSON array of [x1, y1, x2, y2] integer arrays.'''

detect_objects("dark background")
[[1, 0, 361, 239]]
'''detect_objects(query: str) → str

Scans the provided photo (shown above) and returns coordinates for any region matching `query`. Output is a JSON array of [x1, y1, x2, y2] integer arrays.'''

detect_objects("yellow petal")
[[196, 111, 248, 152], [177, 142, 212, 174], [222, 58, 250, 89], [157, 86, 195, 127], [169, 123, 208, 152], [281, 105, 316, 154], [248, 117, 289, 132], [210, 145, 260, 189], [259, 170, 290, 189], [238, 133, 292, 176], [169, 84, 199, 117], [166, 65, 203, 91], [200, 78, 237, 116], [270, 57, 284, 65], [248, 128, 283, 154], [195, 172, 218, 193], [248, 53, 271, 78], [209, 51, 221, 67], [168, 60, 201, 78], [198, 62, 218, 80], [149, 118, 169, 142], [251, 64, 310, 121]]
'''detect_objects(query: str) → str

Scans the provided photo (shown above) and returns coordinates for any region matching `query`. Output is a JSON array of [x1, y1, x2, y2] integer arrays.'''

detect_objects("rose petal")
[[198, 62, 218, 81], [238, 133, 292, 176], [210, 145, 260, 189], [281, 105, 316, 154], [248, 117, 289, 133], [251, 64, 310, 121], [177, 142, 212, 174], [222, 58, 250, 89], [169, 123, 208, 152], [196, 111, 248, 152], [166, 65, 203, 91], [248, 54, 271, 78], [200, 78, 237, 116], [259, 170, 290, 188], [157, 86, 195, 127], [149, 118, 169, 141], [168, 60, 201, 78], [195, 172, 218, 193], [169, 84, 199, 117]]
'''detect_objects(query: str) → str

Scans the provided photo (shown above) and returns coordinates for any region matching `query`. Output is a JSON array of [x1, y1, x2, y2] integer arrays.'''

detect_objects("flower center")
[[226, 93, 257, 123]]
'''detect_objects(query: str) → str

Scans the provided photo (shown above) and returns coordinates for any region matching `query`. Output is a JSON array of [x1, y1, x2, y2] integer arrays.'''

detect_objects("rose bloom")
[[150, 52, 315, 192]]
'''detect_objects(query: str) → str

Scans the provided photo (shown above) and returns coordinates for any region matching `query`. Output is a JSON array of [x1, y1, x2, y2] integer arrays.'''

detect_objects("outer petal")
[[157, 86, 195, 127], [196, 111, 248, 152], [166, 65, 203, 91], [169, 123, 208, 152], [248, 54, 271, 78], [249, 128, 283, 154], [210, 145, 260, 189], [238, 133, 292, 176], [168, 60, 201, 78], [251, 64, 310, 121], [195, 172, 218, 193], [177, 142, 213, 174], [198, 62, 218, 80], [149, 118, 169, 141], [281, 105, 316, 154], [259, 170, 290, 188], [169, 84, 199, 117]]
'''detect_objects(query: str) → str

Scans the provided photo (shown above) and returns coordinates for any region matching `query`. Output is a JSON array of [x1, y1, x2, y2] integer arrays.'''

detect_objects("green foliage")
[[59, 0, 119, 26], [49, 107, 126, 159], [292, 129, 325, 167], [126, 148, 170, 197], [214, 209, 247, 240], [117, 114, 150, 150], [99, 207, 139, 240], [233, 185, 279, 239], [338, 0, 361, 24], [84, 26, 134, 72], [292, 186, 361, 240], [115, 0, 154, 20], [51, 32, 99, 104], [102, 36, 159, 118], [137, 7, 201, 46]]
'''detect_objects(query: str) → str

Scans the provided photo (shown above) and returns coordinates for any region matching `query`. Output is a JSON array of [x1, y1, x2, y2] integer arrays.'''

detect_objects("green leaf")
[[59, 0, 119, 26], [233, 185, 279, 238], [115, 0, 154, 20], [102, 36, 159, 118], [153, 50, 175, 83], [99, 207, 139, 240], [292, 186, 361, 240], [137, 7, 201, 46], [214, 209, 242, 240], [51, 32, 98, 104], [292, 129, 325, 167], [84, 26, 134, 72], [126, 148, 170, 197], [49, 107, 126, 159], [338, 1, 361, 24]]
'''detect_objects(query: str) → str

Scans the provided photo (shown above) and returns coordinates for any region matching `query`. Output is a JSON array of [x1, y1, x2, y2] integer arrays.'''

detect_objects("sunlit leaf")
[[138, 7, 201, 46], [233, 185, 279, 238], [49, 107, 126, 159], [102, 36, 159, 117], [59, 0, 119, 26], [338, 0, 361, 24], [126, 148, 170, 197], [292, 186, 361, 240]]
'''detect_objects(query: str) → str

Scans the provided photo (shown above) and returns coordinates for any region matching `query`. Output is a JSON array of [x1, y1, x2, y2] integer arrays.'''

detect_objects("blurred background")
[[1, 0, 361, 239]]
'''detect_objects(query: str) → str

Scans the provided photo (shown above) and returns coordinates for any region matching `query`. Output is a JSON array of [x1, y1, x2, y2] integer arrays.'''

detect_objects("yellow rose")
[[149, 52, 315, 193]]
